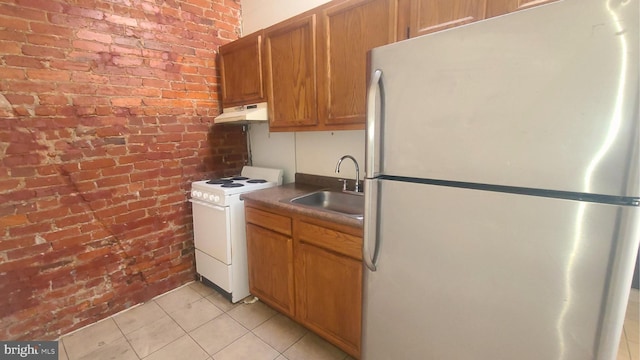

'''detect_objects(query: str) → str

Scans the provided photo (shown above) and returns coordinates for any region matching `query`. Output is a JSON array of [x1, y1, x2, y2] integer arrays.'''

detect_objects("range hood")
[[214, 102, 268, 124]]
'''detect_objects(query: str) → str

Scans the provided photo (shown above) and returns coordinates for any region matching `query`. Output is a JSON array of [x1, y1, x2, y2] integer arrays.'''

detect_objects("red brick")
[[26, 68, 71, 81], [55, 82, 98, 95], [76, 247, 112, 262], [71, 72, 108, 84], [4, 55, 44, 68], [72, 39, 109, 52], [6, 243, 51, 261], [49, 59, 92, 71], [0, 41, 21, 55], [94, 204, 128, 219], [105, 13, 137, 26], [21, 45, 64, 58], [38, 94, 69, 105], [45, 228, 85, 246], [55, 213, 94, 228], [25, 176, 65, 189], [101, 165, 133, 177], [0, 3, 47, 22], [8, 221, 52, 238], [96, 174, 129, 188], [76, 29, 112, 43], [108, 75, 143, 87], [138, 178, 158, 191], [65, 6, 104, 20], [29, 23, 74, 37], [26, 34, 70, 48], [16, 0, 64, 13], [80, 158, 116, 170], [0, 214, 29, 229], [112, 55, 143, 67], [0, 67, 26, 80], [111, 97, 141, 107], [3, 156, 38, 172], [4, 94, 35, 105]]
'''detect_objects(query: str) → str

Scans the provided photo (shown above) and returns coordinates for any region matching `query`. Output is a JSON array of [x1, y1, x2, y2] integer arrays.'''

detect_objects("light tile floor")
[[619, 288, 640, 360], [58, 282, 639, 360], [59, 281, 352, 360]]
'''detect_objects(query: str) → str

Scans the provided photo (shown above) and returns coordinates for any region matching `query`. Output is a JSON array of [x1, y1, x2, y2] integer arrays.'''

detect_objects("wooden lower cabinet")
[[244, 201, 363, 358], [295, 238, 363, 358], [245, 207, 295, 317]]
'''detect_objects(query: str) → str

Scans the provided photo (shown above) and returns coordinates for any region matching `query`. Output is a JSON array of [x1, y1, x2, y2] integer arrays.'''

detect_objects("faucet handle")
[[338, 179, 348, 191]]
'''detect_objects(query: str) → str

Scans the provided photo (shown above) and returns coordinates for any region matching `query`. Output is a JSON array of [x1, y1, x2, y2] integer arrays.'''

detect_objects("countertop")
[[240, 182, 364, 228]]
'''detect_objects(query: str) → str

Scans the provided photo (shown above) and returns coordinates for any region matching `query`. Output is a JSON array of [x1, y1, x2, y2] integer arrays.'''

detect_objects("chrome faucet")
[[335, 155, 360, 192]]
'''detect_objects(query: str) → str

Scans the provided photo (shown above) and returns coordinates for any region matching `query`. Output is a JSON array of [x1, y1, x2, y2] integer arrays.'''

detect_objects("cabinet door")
[[246, 223, 295, 316], [264, 15, 318, 130], [219, 31, 265, 107], [485, 0, 559, 18], [409, 0, 487, 37], [295, 242, 363, 358], [317, 0, 397, 128]]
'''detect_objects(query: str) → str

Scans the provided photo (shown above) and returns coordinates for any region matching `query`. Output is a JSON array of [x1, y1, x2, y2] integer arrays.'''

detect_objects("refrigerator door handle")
[[366, 69, 383, 179], [363, 178, 380, 271]]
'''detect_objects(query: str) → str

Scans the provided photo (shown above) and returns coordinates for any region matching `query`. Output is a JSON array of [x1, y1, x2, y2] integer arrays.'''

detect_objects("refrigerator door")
[[367, 0, 639, 197], [362, 180, 640, 360]]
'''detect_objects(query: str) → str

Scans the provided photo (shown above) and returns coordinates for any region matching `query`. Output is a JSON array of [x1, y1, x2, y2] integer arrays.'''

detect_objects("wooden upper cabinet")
[[409, 0, 487, 37], [219, 31, 265, 107], [316, 0, 397, 128], [485, 0, 559, 18], [223, 0, 561, 130], [264, 15, 318, 130]]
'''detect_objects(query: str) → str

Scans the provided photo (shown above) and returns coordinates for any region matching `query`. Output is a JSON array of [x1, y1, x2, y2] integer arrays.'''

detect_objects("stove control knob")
[[213, 195, 220, 202], [194, 191, 202, 198], [203, 193, 209, 200]]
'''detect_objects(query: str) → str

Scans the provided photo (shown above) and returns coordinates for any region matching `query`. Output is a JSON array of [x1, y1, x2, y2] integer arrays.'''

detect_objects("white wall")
[[242, 0, 330, 34], [242, 0, 366, 184]]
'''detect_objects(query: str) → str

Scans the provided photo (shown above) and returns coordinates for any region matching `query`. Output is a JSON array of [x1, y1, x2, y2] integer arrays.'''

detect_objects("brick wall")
[[0, 0, 247, 340]]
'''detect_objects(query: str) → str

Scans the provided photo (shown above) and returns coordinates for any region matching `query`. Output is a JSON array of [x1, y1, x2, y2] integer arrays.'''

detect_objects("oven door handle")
[[189, 198, 226, 211]]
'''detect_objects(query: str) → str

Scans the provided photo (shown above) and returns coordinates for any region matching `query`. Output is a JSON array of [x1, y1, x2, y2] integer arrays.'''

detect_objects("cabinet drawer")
[[246, 206, 292, 236], [297, 221, 362, 260]]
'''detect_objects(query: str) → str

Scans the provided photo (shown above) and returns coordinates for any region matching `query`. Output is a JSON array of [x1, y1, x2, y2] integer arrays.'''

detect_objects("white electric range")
[[190, 166, 283, 302]]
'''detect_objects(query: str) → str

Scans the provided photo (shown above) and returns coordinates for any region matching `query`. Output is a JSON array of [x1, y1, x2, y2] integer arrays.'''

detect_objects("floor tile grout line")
[[110, 313, 142, 360], [220, 302, 279, 357], [136, 298, 193, 360], [59, 336, 70, 360], [115, 284, 205, 360], [165, 296, 228, 360]]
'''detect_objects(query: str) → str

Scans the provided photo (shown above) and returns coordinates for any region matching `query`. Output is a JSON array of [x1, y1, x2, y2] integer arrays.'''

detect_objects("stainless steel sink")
[[289, 190, 364, 219]]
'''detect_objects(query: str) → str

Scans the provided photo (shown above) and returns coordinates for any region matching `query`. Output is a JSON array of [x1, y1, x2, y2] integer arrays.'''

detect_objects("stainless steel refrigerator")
[[362, 0, 639, 359]]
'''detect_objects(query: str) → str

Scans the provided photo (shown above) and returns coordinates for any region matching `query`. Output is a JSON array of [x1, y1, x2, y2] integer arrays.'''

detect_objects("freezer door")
[[362, 180, 640, 360], [367, 0, 639, 197]]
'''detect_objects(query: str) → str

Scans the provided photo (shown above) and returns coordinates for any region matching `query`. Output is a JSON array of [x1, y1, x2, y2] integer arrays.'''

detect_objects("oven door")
[[190, 199, 232, 264]]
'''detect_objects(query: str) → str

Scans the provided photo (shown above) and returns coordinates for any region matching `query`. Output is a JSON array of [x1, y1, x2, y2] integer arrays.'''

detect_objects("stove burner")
[[221, 183, 244, 188], [247, 179, 267, 183], [207, 179, 233, 185], [231, 176, 249, 180]]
